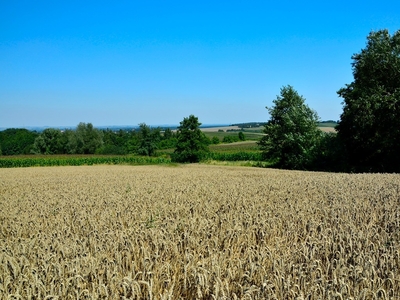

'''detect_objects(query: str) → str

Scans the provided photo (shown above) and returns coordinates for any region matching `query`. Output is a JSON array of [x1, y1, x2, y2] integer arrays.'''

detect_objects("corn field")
[[0, 156, 171, 168], [1, 165, 399, 299]]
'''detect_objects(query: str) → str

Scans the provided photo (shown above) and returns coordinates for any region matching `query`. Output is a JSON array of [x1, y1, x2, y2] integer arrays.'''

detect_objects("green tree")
[[211, 136, 220, 144], [163, 128, 174, 140], [75, 122, 103, 154], [97, 129, 131, 155], [64, 129, 79, 154], [222, 135, 239, 143], [171, 115, 209, 163], [137, 123, 161, 156], [258, 85, 321, 169], [238, 131, 245, 141], [337, 29, 400, 172], [158, 128, 177, 149], [32, 128, 64, 154], [0, 128, 38, 155]]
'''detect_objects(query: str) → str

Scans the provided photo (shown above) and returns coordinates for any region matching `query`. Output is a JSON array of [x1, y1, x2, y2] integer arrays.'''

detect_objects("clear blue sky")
[[1, 1, 400, 128]]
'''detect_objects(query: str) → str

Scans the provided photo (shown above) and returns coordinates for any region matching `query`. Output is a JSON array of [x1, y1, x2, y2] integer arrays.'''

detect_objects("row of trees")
[[0, 119, 217, 160], [0, 123, 174, 156], [259, 29, 400, 172]]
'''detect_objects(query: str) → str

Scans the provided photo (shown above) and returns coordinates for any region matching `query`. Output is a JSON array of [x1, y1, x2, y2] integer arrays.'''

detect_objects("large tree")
[[337, 29, 400, 172], [32, 128, 64, 154], [258, 85, 321, 169], [171, 115, 209, 163], [75, 122, 103, 154]]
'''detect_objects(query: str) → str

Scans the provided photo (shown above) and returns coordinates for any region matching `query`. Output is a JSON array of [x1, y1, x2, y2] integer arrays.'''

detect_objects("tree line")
[[0, 123, 176, 156], [0, 119, 222, 158]]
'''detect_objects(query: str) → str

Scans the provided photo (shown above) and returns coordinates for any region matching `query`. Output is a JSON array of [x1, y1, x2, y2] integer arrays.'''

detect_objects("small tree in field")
[[238, 131, 245, 141], [258, 85, 321, 169], [171, 115, 209, 163]]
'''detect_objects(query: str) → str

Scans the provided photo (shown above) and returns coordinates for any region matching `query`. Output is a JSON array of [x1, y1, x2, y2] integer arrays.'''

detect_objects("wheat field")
[[1, 165, 399, 299]]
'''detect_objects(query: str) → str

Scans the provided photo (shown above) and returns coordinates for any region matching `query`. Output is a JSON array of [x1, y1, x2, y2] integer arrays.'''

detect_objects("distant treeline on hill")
[[0, 123, 178, 156], [0, 122, 244, 156], [231, 121, 338, 129], [230, 122, 267, 129]]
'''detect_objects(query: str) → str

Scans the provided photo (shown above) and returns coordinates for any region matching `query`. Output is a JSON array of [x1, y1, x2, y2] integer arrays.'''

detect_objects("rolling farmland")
[[1, 165, 399, 299]]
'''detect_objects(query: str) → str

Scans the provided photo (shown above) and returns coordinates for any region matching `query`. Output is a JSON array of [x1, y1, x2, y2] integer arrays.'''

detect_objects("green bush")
[[211, 136, 220, 144], [222, 136, 239, 143]]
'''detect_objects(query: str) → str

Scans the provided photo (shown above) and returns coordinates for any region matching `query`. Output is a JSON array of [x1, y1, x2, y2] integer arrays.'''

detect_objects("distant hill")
[[230, 122, 267, 129], [231, 121, 338, 129]]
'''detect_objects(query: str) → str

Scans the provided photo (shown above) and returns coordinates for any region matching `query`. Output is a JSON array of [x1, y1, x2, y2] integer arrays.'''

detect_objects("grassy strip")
[[0, 155, 171, 168]]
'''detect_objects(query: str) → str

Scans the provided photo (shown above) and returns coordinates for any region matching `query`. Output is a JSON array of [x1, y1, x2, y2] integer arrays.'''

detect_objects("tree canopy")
[[258, 85, 321, 169], [171, 115, 209, 163], [337, 29, 400, 172], [0, 128, 38, 155], [136, 123, 161, 156]]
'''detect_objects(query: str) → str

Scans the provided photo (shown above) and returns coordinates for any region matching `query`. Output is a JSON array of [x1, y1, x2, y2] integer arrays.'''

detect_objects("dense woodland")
[[1, 30, 400, 172]]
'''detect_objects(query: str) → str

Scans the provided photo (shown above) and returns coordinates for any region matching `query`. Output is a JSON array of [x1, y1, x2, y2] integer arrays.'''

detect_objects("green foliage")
[[211, 136, 220, 144], [0, 155, 171, 168], [0, 128, 38, 155], [95, 144, 127, 155], [157, 128, 177, 149], [163, 128, 174, 140], [32, 128, 64, 154], [158, 138, 177, 149], [99, 129, 134, 155], [136, 123, 161, 156], [337, 29, 400, 172], [75, 122, 104, 154], [258, 85, 321, 170], [30, 123, 104, 155], [222, 135, 239, 143], [238, 132, 245, 141], [308, 132, 348, 172], [171, 115, 209, 163]]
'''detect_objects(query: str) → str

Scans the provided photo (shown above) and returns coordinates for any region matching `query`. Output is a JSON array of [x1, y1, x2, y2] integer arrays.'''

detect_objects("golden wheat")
[[0, 165, 399, 299]]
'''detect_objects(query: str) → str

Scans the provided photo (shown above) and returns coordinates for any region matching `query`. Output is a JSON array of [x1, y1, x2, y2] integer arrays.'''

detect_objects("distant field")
[[203, 131, 263, 141], [209, 140, 259, 152], [319, 126, 337, 133], [1, 165, 399, 298], [200, 126, 241, 132], [202, 124, 336, 135]]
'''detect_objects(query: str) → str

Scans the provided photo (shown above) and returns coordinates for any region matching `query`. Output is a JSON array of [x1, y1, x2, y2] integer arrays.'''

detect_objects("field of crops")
[[1, 165, 400, 299], [0, 155, 171, 168]]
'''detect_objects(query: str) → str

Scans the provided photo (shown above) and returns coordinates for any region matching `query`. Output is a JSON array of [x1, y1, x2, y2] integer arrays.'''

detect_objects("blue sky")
[[1, 1, 400, 127]]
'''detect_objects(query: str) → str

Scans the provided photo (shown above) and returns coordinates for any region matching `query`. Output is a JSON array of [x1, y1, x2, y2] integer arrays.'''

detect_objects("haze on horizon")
[[1, 1, 400, 128]]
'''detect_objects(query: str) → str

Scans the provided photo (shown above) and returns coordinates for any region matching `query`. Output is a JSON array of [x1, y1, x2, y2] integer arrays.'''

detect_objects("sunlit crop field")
[[1, 165, 400, 299]]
